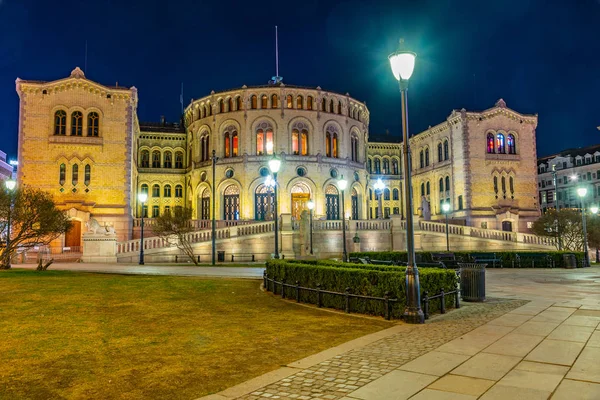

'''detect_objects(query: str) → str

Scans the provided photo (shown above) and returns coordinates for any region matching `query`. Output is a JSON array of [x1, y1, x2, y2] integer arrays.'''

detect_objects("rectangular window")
[[577, 159, 582, 166], [588, 172, 592, 181], [563, 162, 567, 169], [458, 195, 463, 210], [393, 207, 400, 215], [164, 206, 170, 215], [384, 207, 390, 218], [541, 192, 547, 204], [142, 205, 148, 218], [152, 205, 159, 217], [557, 192, 562, 201]]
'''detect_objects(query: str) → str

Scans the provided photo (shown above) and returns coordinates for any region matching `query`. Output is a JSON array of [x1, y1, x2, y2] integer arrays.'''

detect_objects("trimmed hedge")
[[349, 251, 585, 268], [266, 259, 458, 319]]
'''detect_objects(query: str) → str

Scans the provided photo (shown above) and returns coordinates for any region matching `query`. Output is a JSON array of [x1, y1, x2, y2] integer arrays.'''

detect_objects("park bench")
[[431, 253, 460, 269], [469, 252, 502, 268], [231, 254, 256, 262], [515, 253, 554, 268]]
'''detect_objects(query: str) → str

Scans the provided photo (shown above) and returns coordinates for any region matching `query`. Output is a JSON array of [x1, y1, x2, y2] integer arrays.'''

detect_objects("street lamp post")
[[389, 39, 424, 324], [307, 200, 314, 255], [591, 206, 599, 263], [269, 155, 281, 259], [338, 176, 348, 262], [442, 201, 450, 252], [4, 179, 16, 269], [551, 165, 563, 250], [578, 187, 590, 268], [211, 150, 218, 265], [138, 192, 148, 265], [374, 178, 385, 219]]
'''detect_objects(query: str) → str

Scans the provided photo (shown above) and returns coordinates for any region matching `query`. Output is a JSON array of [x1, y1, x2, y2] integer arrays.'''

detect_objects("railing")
[[237, 221, 274, 236], [292, 219, 392, 231], [419, 220, 464, 235], [263, 272, 459, 320], [469, 226, 516, 242], [520, 232, 557, 247], [117, 226, 232, 254], [132, 219, 254, 229]]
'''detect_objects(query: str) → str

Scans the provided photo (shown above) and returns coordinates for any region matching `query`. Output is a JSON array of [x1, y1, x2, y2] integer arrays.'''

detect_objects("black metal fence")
[[263, 272, 460, 320]]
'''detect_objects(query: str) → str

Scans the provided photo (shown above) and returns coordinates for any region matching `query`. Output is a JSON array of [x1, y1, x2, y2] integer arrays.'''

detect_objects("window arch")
[[426, 181, 430, 196], [487, 133, 495, 154], [374, 158, 381, 174], [59, 163, 66, 185], [325, 125, 339, 158], [228, 97, 234, 112], [152, 184, 160, 197], [330, 99, 335, 114], [140, 184, 148, 195], [291, 122, 309, 156], [438, 143, 443, 162], [164, 184, 172, 197], [351, 134, 359, 162], [175, 185, 183, 198], [368, 158, 372, 173], [71, 164, 79, 185], [87, 112, 99, 136], [393, 188, 399, 200], [152, 151, 161, 168], [250, 95, 257, 109], [443, 140, 449, 160], [219, 99, 225, 113], [207, 103, 212, 116], [321, 97, 327, 112], [384, 188, 390, 200], [223, 126, 238, 158], [200, 133, 209, 162], [256, 122, 274, 155], [286, 95, 293, 109], [420, 183, 425, 197], [140, 150, 149, 168], [439, 177, 444, 192], [497, 133, 506, 154], [383, 158, 390, 174], [507, 134, 516, 154], [338, 100, 342, 115], [419, 150, 424, 169], [84, 164, 91, 186], [391, 158, 399, 175], [200, 107, 205, 119], [425, 147, 430, 166], [271, 94, 278, 108], [54, 110, 67, 135], [163, 151, 172, 168], [175, 151, 183, 168], [296, 95, 303, 109], [261, 95, 268, 109], [445, 176, 450, 193], [71, 111, 83, 136], [307, 96, 313, 110]]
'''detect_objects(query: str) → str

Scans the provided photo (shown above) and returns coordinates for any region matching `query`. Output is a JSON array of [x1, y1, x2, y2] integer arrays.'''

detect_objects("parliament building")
[[15, 67, 541, 248]]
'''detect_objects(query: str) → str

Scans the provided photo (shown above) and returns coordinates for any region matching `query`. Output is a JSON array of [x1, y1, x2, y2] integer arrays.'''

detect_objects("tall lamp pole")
[[591, 206, 599, 263], [442, 201, 450, 252], [552, 164, 562, 250], [307, 200, 314, 255], [138, 192, 148, 265], [338, 176, 348, 262], [4, 179, 16, 269], [269, 155, 281, 259], [577, 187, 590, 268], [211, 150, 218, 265], [389, 39, 424, 324], [374, 178, 385, 219]]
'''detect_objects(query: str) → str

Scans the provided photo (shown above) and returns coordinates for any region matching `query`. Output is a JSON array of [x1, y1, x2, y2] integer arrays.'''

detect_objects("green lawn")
[[0, 270, 391, 400]]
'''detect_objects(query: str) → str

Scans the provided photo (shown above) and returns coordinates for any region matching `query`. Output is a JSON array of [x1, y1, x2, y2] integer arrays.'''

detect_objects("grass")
[[0, 269, 391, 400]]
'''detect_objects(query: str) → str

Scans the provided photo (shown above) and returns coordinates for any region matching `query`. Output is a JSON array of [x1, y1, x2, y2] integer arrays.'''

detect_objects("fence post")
[[263, 271, 267, 291], [281, 279, 286, 299], [175, 255, 178, 263], [197, 255, 200, 263], [423, 291, 430, 320], [317, 284, 322, 308], [384, 291, 391, 321], [455, 281, 460, 309], [440, 288, 446, 314], [295, 281, 300, 303], [345, 287, 351, 313]]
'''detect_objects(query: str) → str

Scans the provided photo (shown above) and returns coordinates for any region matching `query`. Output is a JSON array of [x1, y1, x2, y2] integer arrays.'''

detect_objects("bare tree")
[[0, 186, 72, 269], [152, 207, 198, 265], [531, 208, 585, 251]]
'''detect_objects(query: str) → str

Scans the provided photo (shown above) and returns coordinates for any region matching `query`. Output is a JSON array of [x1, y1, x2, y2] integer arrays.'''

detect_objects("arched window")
[[225, 97, 232, 112], [207, 103, 212, 116], [393, 188, 399, 200], [391, 159, 399, 175], [256, 122, 274, 155], [286, 95, 293, 109], [419, 150, 424, 169], [487, 133, 495, 154], [374, 158, 381, 174], [507, 134, 516, 154], [368, 158, 372, 173], [330, 99, 335, 114], [175, 152, 183, 168], [224, 132, 231, 158], [443, 140, 449, 160], [152, 184, 160, 197], [425, 148, 430, 166], [71, 111, 83, 136], [291, 122, 309, 156], [325, 125, 339, 158], [261, 95, 268, 109], [152, 151, 161, 168], [236, 96, 243, 110], [338, 100, 342, 115], [59, 163, 66, 185], [494, 176, 499, 196], [164, 151, 172, 168], [420, 183, 425, 197], [84, 164, 91, 186], [369, 188, 373, 200], [439, 178, 444, 192], [351, 134, 359, 162], [509, 176, 515, 197], [497, 133, 506, 154], [200, 107, 205, 119], [321, 97, 327, 112], [87, 112, 99, 136], [72, 164, 79, 185], [383, 159, 390, 174], [445, 176, 450, 193], [325, 184, 340, 220], [223, 126, 238, 157], [175, 185, 183, 198], [438, 143, 443, 162], [140, 150, 149, 168], [271, 94, 278, 108], [296, 95, 303, 109], [251, 95, 257, 109], [426, 181, 430, 196], [384, 188, 390, 200], [164, 184, 172, 197], [501, 176, 506, 197], [219, 99, 224, 113], [307, 96, 313, 110], [54, 110, 66, 135]]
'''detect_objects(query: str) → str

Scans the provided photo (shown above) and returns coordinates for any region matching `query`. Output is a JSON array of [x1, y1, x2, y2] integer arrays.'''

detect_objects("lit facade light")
[[338, 176, 348, 191], [138, 192, 148, 203], [307, 200, 315, 210], [442, 202, 450, 213], [577, 187, 587, 198], [268, 157, 281, 174], [388, 39, 416, 81], [374, 178, 385, 191]]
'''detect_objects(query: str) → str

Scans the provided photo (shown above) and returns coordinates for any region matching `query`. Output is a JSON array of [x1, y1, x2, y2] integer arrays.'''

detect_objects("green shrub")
[[265, 259, 458, 319]]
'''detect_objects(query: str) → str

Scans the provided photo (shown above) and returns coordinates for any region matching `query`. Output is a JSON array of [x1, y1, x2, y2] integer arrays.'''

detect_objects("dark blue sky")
[[1, 0, 599, 161]]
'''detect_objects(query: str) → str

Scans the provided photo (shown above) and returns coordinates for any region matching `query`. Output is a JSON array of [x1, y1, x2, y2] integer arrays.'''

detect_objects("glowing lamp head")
[[591, 206, 599, 214], [338, 176, 348, 191], [388, 39, 416, 81], [307, 200, 315, 210], [374, 178, 385, 191], [138, 192, 148, 203], [571, 174, 578, 181], [4, 179, 16, 191], [268, 157, 281, 174], [577, 187, 588, 198], [442, 202, 450, 213]]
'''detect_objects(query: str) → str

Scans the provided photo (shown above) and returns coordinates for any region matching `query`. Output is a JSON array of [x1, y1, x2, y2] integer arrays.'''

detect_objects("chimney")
[[160, 115, 166, 125]]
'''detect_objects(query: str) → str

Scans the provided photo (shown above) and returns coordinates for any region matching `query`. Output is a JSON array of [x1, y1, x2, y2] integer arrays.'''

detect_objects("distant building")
[[0, 150, 13, 181]]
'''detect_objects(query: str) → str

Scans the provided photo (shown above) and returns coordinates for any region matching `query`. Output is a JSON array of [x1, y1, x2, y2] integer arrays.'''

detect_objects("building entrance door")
[[502, 220, 513, 232], [64, 220, 81, 248], [291, 193, 310, 219]]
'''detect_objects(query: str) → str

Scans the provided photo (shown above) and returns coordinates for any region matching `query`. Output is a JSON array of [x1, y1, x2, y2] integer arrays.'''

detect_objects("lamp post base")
[[403, 308, 425, 324], [403, 266, 425, 324]]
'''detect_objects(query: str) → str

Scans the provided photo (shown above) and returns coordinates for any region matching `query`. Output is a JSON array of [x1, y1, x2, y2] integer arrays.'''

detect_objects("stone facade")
[[0, 150, 14, 181]]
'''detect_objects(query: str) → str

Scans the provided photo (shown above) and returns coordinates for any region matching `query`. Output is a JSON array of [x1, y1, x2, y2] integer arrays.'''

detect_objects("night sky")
[[1, 0, 599, 161]]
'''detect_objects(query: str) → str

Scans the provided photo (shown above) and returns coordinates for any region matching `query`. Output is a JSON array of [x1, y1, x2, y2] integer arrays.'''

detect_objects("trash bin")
[[458, 263, 486, 302], [563, 253, 577, 269], [217, 251, 225, 262]]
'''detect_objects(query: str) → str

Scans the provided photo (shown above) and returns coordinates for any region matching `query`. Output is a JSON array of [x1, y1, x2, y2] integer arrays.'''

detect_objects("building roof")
[[139, 121, 185, 133], [538, 143, 600, 163]]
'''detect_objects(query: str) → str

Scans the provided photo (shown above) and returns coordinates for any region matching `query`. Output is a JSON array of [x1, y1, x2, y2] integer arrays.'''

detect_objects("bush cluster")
[[349, 251, 585, 268], [265, 259, 458, 319]]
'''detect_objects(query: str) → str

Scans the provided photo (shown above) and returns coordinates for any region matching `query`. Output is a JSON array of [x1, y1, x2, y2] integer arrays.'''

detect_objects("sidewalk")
[[201, 267, 600, 400]]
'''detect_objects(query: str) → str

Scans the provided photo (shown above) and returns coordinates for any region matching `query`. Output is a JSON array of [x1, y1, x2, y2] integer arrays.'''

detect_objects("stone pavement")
[[201, 267, 600, 400]]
